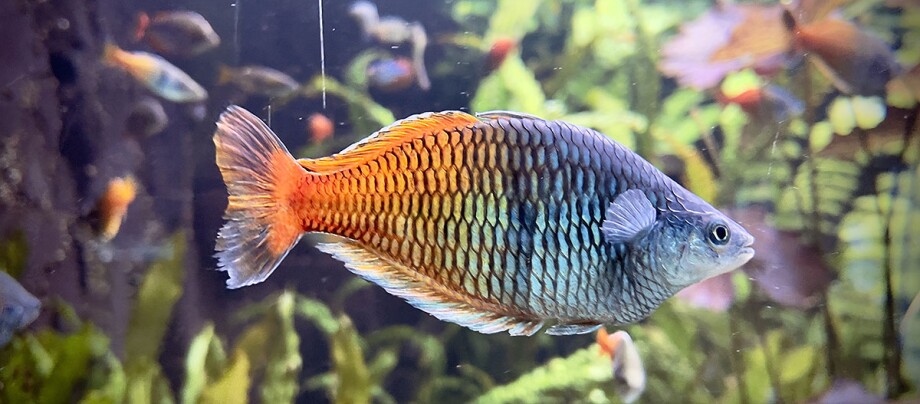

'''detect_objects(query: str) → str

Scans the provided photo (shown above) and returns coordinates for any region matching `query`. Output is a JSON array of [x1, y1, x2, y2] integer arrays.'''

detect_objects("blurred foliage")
[[0, 230, 28, 278]]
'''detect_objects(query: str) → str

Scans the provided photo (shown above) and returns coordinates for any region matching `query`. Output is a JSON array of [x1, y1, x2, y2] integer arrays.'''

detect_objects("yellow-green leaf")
[[200, 351, 250, 404]]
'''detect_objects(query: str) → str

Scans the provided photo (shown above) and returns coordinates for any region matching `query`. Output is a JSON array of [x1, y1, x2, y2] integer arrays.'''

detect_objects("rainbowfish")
[[103, 43, 208, 103], [349, 1, 430, 90], [212, 106, 755, 336], [783, 10, 901, 96], [94, 176, 138, 241], [135, 11, 220, 57], [367, 57, 416, 92], [217, 65, 300, 98], [0, 271, 41, 347], [597, 329, 645, 403]]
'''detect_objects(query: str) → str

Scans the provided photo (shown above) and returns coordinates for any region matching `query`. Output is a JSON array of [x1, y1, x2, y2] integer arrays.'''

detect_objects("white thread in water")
[[233, 0, 241, 64], [318, 0, 327, 109]]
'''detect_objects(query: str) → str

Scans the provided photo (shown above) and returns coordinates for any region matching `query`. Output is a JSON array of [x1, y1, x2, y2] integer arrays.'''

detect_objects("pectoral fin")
[[601, 189, 657, 244]]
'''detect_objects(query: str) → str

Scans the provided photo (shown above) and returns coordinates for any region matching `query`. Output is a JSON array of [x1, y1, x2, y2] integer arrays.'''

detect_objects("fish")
[[348, 1, 430, 90], [484, 38, 516, 74], [126, 97, 169, 137], [367, 57, 416, 92], [217, 65, 300, 98], [784, 10, 901, 96], [596, 329, 645, 404], [134, 11, 220, 57], [103, 43, 208, 103], [717, 84, 804, 122], [94, 176, 138, 241], [0, 271, 41, 347], [308, 113, 335, 144], [212, 106, 755, 336]]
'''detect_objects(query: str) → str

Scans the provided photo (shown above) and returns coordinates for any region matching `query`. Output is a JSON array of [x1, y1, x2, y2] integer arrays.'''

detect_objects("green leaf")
[[182, 324, 220, 404], [200, 350, 250, 404], [828, 97, 856, 135], [809, 121, 835, 153], [851, 96, 886, 130], [125, 232, 186, 362], [485, 0, 543, 41], [302, 76, 395, 136], [295, 296, 339, 336], [779, 346, 816, 383], [0, 230, 28, 278], [331, 315, 372, 404]]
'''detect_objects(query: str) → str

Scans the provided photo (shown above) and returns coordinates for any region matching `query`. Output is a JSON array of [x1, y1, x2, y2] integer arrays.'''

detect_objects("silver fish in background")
[[597, 329, 646, 403], [217, 65, 300, 98], [134, 11, 221, 57], [126, 97, 169, 138], [0, 271, 41, 347]]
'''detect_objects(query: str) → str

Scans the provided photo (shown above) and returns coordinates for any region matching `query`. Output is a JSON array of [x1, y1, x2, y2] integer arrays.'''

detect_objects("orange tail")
[[213, 106, 309, 288]]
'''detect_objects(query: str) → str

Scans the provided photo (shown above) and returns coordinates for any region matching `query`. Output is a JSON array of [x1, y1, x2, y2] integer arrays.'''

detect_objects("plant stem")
[[623, 0, 659, 158], [877, 106, 918, 398], [729, 307, 751, 404]]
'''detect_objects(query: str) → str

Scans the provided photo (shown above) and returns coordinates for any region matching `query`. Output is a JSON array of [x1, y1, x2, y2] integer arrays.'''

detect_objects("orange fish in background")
[[716, 84, 804, 122], [308, 113, 334, 144], [484, 37, 516, 74], [597, 328, 646, 404], [784, 9, 901, 96], [103, 43, 208, 103], [94, 176, 138, 241]]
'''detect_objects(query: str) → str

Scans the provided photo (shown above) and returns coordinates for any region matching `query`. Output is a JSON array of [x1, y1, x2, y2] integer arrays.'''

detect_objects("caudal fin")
[[213, 106, 306, 288]]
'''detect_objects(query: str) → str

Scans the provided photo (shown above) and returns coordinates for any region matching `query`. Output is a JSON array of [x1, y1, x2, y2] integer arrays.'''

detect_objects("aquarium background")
[[1, 0, 919, 403]]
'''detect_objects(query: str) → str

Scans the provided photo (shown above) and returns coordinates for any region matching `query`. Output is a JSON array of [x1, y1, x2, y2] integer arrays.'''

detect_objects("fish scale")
[[302, 117, 638, 321], [214, 106, 756, 335]]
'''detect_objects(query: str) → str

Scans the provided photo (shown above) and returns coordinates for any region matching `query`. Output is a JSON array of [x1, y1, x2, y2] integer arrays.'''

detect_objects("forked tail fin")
[[213, 106, 307, 288]]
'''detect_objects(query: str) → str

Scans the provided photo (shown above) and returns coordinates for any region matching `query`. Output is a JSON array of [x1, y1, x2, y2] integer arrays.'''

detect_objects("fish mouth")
[[736, 234, 756, 263]]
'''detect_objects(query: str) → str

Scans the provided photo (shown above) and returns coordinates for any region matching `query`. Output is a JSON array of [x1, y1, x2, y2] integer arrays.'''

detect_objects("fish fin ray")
[[546, 322, 603, 336], [299, 111, 479, 174], [315, 240, 541, 335], [476, 110, 542, 121], [213, 106, 306, 288], [602, 189, 657, 244]]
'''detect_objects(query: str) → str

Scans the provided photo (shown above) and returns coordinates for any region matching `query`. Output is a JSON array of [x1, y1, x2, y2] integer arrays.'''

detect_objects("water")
[[0, 0, 918, 403]]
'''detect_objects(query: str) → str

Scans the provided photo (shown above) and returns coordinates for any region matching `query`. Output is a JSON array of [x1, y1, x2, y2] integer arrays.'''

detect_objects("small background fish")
[[0, 271, 41, 347]]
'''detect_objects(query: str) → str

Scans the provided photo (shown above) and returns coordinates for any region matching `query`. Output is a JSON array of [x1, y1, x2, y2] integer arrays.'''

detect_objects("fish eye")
[[708, 223, 730, 245]]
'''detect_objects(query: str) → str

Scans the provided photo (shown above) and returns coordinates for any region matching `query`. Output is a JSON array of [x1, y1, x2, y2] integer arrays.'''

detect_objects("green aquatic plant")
[[300, 76, 395, 137], [472, 343, 612, 403], [298, 294, 395, 404], [0, 230, 28, 278], [124, 232, 187, 404], [0, 301, 110, 404]]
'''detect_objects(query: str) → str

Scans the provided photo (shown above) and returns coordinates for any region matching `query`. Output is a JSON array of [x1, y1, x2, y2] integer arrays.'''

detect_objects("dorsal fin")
[[299, 111, 479, 174], [476, 110, 542, 121]]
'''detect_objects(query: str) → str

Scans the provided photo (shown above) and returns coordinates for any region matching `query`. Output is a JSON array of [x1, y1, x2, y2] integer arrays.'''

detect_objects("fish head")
[[653, 204, 755, 290]]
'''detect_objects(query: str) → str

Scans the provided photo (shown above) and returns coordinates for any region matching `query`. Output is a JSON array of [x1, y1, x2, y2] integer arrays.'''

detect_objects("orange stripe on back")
[[298, 111, 480, 174]]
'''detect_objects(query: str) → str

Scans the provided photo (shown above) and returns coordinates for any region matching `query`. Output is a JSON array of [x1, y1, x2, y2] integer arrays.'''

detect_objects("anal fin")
[[546, 322, 603, 336], [315, 239, 543, 336]]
